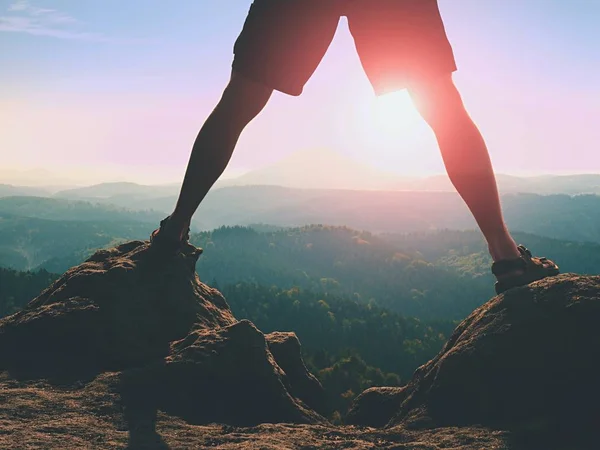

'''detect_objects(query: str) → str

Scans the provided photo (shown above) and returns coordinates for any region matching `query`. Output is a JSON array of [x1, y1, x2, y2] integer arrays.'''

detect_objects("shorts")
[[232, 0, 458, 96]]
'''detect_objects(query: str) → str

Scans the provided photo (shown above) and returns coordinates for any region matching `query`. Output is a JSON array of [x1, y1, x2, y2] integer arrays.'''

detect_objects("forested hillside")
[[0, 213, 153, 271], [0, 196, 165, 223], [3, 221, 599, 318], [194, 225, 600, 320], [0, 268, 57, 317], [6, 189, 600, 245]]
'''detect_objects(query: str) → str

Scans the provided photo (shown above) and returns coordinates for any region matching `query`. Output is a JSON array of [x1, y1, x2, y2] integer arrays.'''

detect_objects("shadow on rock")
[[119, 365, 169, 450], [118, 320, 324, 428]]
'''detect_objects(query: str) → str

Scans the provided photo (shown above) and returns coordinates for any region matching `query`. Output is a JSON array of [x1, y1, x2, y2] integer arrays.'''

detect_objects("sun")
[[372, 90, 421, 136], [338, 88, 427, 156]]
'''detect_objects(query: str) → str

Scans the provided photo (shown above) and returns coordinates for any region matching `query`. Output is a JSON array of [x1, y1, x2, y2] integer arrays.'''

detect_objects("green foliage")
[[0, 197, 168, 271], [0, 196, 164, 223], [317, 353, 402, 417], [383, 229, 600, 277], [221, 282, 455, 416], [0, 213, 155, 271], [0, 268, 58, 317], [193, 225, 473, 319], [195, 226, 600, 320]]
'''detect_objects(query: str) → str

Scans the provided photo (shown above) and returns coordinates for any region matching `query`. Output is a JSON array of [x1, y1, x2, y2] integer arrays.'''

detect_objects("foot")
[[150, 215, 191, 253], [492, 245, 560, 294]]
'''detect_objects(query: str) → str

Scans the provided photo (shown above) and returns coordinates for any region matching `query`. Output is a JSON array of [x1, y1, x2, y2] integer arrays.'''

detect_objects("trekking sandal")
[[150, 215, 192, 254], [492, 245, 560, 295]]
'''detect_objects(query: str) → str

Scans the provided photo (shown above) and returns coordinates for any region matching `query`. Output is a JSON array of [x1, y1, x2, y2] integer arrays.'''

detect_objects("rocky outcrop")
[[348, 274, 600, 441], [156, 321, 321, 426], [0, 241, 233, 378], [266, 331, 327, 415], [0, 241, 324, 426], [345, 386, 407, 427], [4, 238, 599, 447]]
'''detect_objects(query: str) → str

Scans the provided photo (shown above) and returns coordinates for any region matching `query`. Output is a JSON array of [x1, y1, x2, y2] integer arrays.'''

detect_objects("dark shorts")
[[232, 0, 457, 96]]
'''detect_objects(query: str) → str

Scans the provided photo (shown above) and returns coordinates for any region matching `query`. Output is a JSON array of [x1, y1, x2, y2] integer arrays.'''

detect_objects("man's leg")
[[155, 1, 339, 243], [348, 1, 520, 261], [408, 75, 559, 293], [407, 75, 520, 263], [349, 1, 558, 292], [163, 72, 273, 241]]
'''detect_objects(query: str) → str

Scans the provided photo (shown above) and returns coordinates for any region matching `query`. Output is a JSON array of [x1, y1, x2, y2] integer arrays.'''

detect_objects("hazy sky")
[[1, 0, 599, 184]]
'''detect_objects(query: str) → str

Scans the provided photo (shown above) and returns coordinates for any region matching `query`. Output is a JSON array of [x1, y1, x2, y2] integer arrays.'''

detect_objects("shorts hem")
[[232, 59, 304, 97]]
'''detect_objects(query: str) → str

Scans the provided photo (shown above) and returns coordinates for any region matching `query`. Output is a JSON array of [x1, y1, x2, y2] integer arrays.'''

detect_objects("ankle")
[[164, 214, 189, 241], [488, 235, 520, 262]]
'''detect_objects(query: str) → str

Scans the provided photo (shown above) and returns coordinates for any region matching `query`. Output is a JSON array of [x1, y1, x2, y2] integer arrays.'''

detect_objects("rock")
[[0, 241, 234, 379], [0, 367, 511, 450], [346, 386, 407, 427], [4, 241, 600, 447], [128, 321, 324, 426], [266, 331, 327, 415], [0, 240, 324, 427], [349, 274, 600, 441]]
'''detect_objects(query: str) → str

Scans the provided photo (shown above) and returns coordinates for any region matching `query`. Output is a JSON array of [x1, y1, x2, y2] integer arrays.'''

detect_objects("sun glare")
[[372, 90, 421, 136], [336, 87, 431, 164]]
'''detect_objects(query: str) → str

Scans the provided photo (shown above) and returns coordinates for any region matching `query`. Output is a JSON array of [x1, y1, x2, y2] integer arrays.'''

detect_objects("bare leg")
[[164, 72, 273, 240], [408, 74, 520, 263]]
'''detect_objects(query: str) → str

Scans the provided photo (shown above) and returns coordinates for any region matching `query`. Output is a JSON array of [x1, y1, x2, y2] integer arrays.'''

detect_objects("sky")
[[1, 0, 599, 185]]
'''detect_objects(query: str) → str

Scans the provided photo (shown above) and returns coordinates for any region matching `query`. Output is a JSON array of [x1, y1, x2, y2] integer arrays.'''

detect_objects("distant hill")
[[192, 188, 600, 244], [0, 195, 171, 271], [0, 212, 156, 271], [110, 186, 482, 233], [58, 172, 600, 198], [193, 225, 600, 320], [2, 214, 593, 319], [213, 148, 600, 194], [216, 148, 400, 190], [0, 168, 81, 189], [0, 196, 166, 223], [54, 181, 180, 201], [0, 184, 51, 198], [5, 188, 600, 245], [47, 181, 600, 245], [390, 173, 600, 195], [192, 186, 472, 232]]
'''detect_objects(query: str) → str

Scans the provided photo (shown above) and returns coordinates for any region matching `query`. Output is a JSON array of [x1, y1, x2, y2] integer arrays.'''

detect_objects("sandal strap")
[[492, 245, 555, 275], [491, 257, 527, 276], [517, 245, 533, 259], [491, 245, 537, 276]]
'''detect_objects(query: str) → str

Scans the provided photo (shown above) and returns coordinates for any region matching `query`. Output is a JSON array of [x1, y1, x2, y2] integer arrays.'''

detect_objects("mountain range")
[[5, 149, 600, 199]]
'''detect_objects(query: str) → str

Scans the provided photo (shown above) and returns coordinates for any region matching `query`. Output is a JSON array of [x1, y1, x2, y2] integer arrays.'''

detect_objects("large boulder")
[[0, 241, 325, 426], [0, 241, 234, 378], [348, 274, 600, 439], [122, 321, 323, 427], [345, 386, 407, 427], [266, 331, 327, 415]]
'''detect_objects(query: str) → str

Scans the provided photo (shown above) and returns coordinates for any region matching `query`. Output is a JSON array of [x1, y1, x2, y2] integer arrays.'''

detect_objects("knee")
[[216, 71, 273, 125], [408, 74, 469, 131]]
